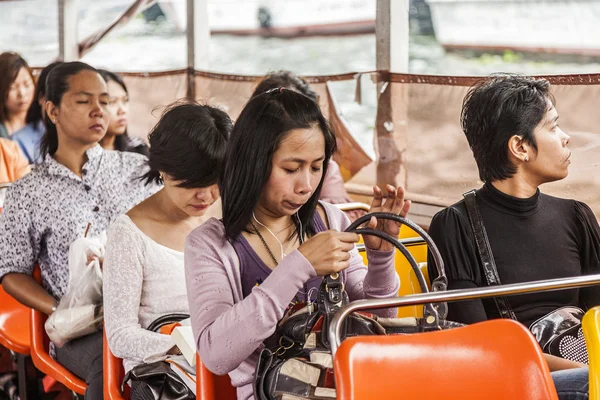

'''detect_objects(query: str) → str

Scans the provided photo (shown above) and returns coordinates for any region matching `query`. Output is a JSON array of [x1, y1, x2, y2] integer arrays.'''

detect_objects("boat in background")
[[157, 0, 376, 37], [426, 0, 600, 56]]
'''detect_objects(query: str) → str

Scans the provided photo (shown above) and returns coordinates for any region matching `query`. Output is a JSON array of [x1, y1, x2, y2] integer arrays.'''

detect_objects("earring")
[[524, 156, 529, 162]]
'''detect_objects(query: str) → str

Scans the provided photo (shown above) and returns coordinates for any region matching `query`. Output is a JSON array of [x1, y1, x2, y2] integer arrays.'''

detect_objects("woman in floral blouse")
[[0, 62, 158, 399]]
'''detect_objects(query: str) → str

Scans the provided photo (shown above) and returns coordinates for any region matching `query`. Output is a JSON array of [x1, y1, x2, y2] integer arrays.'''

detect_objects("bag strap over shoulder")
[[463, 190, 518, 320]]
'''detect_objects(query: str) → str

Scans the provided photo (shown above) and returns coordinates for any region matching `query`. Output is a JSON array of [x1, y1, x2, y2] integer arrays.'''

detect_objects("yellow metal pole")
[[583, 306, 600, 400]]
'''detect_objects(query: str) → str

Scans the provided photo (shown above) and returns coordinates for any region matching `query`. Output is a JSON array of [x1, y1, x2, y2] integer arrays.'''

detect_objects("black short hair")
[[142, 102, 232, 188], [251, 70, 318, 102], [221, 88, 336, 240], [461, 74, 552, 182]]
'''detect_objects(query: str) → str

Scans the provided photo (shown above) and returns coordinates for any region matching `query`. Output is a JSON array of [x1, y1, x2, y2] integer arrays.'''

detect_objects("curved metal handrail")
[[329, 273, 600, 355]]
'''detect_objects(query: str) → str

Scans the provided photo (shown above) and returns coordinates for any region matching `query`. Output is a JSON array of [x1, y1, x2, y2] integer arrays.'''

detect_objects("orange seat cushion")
[[334, 319, 558, 400]]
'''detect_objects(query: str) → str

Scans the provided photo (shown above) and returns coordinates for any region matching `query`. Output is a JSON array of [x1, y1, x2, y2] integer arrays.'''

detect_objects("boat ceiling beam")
[[186, 0, 210, 99], [374, 0, 409, 189], [376, 0, 409, 73], [58, 0, 79, 61]]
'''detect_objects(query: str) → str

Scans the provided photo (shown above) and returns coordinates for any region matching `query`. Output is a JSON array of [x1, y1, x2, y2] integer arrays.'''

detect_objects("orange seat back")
[[30, 308, 87, 395], [334, 319, 558, 400], [196, 353, 237, 400], [104, 328, 129, 399]]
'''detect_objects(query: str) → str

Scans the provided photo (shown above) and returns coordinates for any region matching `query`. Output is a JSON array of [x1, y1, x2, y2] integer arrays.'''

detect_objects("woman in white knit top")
[[102, 102, 231, 399]]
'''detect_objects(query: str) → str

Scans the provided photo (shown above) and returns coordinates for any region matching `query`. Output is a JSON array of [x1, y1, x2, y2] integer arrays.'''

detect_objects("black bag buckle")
[[325, 273, 344, 305]]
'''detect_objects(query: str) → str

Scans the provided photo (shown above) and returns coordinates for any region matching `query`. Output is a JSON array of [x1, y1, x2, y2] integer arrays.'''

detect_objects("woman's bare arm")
[[2, 273, 56, 315], [544, 353, 586, 371]]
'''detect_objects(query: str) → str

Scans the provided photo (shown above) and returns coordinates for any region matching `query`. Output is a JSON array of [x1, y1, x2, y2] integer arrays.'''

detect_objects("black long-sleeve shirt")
[[428, 182, 600, 328]]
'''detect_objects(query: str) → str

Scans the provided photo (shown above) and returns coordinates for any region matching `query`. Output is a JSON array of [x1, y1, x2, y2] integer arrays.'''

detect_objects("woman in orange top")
[[0, 137, 29, 183]]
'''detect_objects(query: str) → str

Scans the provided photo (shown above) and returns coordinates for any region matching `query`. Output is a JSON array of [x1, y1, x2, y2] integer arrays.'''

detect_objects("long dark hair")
[[98, 69, 133, 152], [221, 88, 336, 240], [141, 101, 232, 188], [40, 62, 100, 158], [251, 70, 318, 102], [25, 61, 62, 125], [0, 52, 34, 123]]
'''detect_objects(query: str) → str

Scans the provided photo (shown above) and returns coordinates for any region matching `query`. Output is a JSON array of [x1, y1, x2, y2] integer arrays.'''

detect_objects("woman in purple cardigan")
[[184, 88, 408, 400]]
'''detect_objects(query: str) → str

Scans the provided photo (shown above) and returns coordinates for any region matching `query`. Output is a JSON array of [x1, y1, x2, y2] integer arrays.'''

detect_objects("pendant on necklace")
[[282, 253, 287, 258]]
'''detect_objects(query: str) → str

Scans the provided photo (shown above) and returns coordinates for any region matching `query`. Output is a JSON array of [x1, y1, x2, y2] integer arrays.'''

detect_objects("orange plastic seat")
[[104, 328, 128, 399], [0, 285, 30, 355], [196, 352, 236, 400], [334, 319, 558, 400], [0, 285, 39, 400], [30, 308, 87, 395]]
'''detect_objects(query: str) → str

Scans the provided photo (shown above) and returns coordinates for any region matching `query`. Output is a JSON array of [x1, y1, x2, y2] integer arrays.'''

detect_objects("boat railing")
[[328, 273, 600, 356]]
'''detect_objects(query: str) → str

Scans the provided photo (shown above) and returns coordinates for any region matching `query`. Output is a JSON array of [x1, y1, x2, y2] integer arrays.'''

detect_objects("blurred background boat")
[[426, 0, 600, 57], [156, 0, 377, 37]]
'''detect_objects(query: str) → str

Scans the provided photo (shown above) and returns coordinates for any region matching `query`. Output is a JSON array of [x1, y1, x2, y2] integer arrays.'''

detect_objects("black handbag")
[[253, 212, 463, 400], [121, 313, 194, 399], [463, 190, 588, 364], [530, 306, 587, 364]]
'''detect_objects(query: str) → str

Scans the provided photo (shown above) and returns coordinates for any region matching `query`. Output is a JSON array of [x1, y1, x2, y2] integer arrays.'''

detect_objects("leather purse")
[[121, 313, 194, 399], [463, 190, 588, 364], [530, 306, 587, 364], [121, 361, 194, 400], [253, 212, 463, 400]]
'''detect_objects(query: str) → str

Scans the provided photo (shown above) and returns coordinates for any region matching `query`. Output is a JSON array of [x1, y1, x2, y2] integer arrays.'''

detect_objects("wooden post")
[[58, 0, 79, 61], [375, 0, 409, 189], [187, 0, 210, 100]]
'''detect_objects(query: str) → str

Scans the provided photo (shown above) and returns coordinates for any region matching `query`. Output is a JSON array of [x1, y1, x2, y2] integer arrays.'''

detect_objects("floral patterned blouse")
[[0, 145, 159, 299]]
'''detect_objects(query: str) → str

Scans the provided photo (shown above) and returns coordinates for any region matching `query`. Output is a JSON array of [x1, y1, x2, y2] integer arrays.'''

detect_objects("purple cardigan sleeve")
[[184, 222, 317, 375]]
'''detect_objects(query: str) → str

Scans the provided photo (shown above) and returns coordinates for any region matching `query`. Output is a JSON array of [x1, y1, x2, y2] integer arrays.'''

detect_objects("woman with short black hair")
[[428, 74, 598, 399], [103, 102, 231, 399], [97, 69, 149, 156]]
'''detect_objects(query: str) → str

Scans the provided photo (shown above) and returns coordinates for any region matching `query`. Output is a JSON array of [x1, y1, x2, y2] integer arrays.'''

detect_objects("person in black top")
[[428, 74, 597, 399]]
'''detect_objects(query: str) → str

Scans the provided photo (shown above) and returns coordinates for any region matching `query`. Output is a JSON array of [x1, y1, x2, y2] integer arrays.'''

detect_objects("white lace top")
[[103, 214, 188, 372]]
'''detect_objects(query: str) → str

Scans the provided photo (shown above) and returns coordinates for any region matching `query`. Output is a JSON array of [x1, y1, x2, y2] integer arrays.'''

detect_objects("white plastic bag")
[[45, 232, 107, 347]]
